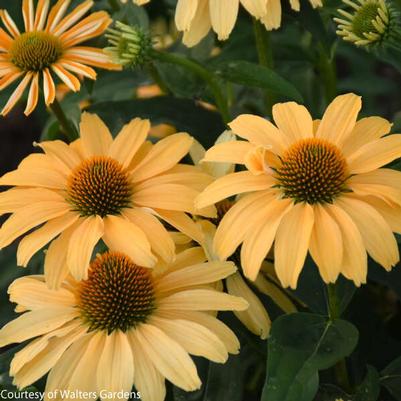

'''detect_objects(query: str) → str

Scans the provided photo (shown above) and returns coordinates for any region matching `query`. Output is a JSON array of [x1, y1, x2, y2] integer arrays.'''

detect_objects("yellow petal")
[[326, 203, 367, 286], [127, 331, 166, 401], [130, 133, 193, 182], [202, 140, 255, 165], [209, 0, 239, 40], [272, 101, 313, 144], [214, 191, 275, 260], [156, 261, 236, 293], [0, 308, 77, 348], [151, 316, 228, 363], [182, 0, 211, 47], [79, 112, 113, 157], [175, 0, 199, 30], [347, 135, 401, 174], [0, 200, 70, 248], [67, 216, 104, 280], [158, 289, 249, 311], [341, 116, 392, 157], [196, 171, 274, 209], [103, 215, 157, 267], [228, 114, 287, 154], [123, 208, 175, 263], [108, 118, 150, 169], [309, 204, 343, 284], [97, 331, 134, 401], [134, 323, 201, 391], [337, 196, 399, 271], [17, 212, 78, 267], [316, 93, 361, 146], [241, 198, 292, 280], [226, 273, 270, 339], [274, 203, 314, 289]]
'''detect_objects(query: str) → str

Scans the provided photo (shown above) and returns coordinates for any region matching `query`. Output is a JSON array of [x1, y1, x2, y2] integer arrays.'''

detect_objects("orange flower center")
[[67, 156, 133, 217], [275, 138, 349, 204], [78, 252, 155, 333], [10, 31, 62, 71]]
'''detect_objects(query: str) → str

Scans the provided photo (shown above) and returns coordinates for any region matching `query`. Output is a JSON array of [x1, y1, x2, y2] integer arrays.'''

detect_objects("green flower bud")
[[334, 0, 399, 48], [104, 22, 152, 68]]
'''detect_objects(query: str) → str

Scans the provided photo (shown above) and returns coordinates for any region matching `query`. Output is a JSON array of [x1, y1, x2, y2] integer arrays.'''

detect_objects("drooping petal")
[[67, 216, 104, 280], [241, 197, 292, 280], [337, 196, 399, 271], [123, 209, 175, 263], [134, 324, 201, 391], [226, 273, 270, 339], [274, 203, 314, 289], [127, 331, 166, 401], [309, 204, 343, 284], [209, 0, 239, 40], [182, 0, 211, 47], [150, 316, 228, 363], [97, 331, 134, 401], [175, 0, 199, 30]]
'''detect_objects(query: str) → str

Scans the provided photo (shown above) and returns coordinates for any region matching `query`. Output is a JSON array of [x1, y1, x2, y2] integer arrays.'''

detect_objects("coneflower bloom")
[[0, 250, 247, 401], [0, 0, 120, 116], [197, 93, 401, 288], [0, 113, 213, 287], [175, 0, 322, 47]]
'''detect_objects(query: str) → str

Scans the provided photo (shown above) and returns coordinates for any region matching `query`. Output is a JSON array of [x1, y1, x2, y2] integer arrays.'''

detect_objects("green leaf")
[[354, 366, 380, 401], [214, 60, 303, 103], [261, 313, 359, 401], [89, 97, 226, 147], [381, 356, 401, 401]]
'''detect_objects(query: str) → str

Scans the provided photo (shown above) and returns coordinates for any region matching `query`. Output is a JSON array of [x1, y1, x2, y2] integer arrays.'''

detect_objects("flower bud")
[[104, 22, 152, 68]]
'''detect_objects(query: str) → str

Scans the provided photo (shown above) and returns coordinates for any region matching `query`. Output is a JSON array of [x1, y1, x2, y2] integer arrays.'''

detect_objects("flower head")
[[196, 93, 401, 288], [175, 0, 322, 47], [105, 22, 152, 68], [0, 113, 214, 287], [334, 0, 393, 47], [0, 250, 247, 401], [0, 0, 121, 116]]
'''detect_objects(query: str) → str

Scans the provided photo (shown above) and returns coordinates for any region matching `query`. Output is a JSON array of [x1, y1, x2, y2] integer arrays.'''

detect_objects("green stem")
[[108, 0, 121, 12], [49, 99, 78, 142], [146, 62, 171, 95], [318, 45, 337, 105], [253, 19, 273, 69], [252, 19, 275, 113], [327, 283, 352, 393], [150, 49, 231, 124]]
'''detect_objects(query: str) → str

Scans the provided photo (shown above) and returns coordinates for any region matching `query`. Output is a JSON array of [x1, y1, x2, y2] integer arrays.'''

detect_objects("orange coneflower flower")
[[0, 0, 121, 116], [0, 250, 247, 401], [0, 113, 214, 288], [197, 93, 401, 288]]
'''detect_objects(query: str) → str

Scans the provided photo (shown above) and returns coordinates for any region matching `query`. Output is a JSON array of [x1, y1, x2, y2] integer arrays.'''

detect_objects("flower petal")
[[209, 0, 239, 40], [272, 101, 313, 144], [316, 93, 361, 146], [274, 203, 314, 289], [67, 216, 104, 281], [103, 215, 157, 267], [134, 323, 201, 391]]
